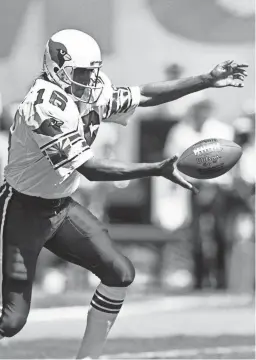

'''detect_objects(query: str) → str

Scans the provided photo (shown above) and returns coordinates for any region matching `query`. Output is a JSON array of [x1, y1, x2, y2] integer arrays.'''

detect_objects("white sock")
[[76, 283, 127, 359]]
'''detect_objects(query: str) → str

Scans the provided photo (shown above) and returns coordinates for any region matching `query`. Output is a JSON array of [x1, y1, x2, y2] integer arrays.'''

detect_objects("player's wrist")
[[201, 73, 214, 88], [153, 162, 163, 176]]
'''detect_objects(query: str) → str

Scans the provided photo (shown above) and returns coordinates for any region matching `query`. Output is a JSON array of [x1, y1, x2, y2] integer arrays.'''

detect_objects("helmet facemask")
[[57, 63, 103, 104]]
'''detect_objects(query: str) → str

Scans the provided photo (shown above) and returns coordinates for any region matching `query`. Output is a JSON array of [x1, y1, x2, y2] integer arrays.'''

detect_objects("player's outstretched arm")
[[138, 60, 248, 107], [77, 156, 198, 194]]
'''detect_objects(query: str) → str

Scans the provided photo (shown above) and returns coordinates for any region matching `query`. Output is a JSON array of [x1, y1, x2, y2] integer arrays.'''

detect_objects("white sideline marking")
[[26, 295, 251, 322], [102, 345, 255, 359], [28, 306, 89, 322]]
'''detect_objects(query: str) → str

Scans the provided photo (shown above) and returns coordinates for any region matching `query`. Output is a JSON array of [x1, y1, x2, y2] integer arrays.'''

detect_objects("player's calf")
[[76, 282, 130, 359], [77, 252, 135, 359]]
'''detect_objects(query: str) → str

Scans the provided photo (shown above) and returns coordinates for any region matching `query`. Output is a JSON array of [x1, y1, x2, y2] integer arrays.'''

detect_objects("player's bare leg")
[[76, 283, 127, 359]]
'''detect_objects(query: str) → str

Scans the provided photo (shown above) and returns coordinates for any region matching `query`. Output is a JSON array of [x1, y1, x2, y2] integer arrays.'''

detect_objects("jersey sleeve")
[[97, 72, 141, 126], [25, 92, 93, 179]]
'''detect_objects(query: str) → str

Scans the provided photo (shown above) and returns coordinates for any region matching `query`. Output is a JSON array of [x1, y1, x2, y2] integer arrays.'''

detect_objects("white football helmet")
[[43, 29, 103, 103]]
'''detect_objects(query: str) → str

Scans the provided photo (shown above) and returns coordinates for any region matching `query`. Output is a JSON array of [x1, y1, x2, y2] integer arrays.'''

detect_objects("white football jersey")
[[5, 73, 140, 199]]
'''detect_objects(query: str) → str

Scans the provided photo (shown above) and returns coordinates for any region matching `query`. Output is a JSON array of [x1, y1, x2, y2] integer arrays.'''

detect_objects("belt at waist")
[[8, 184, 70, 209]]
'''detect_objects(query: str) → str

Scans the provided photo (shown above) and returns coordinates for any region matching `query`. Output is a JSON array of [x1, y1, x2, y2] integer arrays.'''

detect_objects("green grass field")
[[0, 294, 255, 359]]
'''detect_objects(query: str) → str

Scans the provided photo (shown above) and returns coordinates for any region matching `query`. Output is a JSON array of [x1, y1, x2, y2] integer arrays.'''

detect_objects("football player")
[[0, 29, 248, 359]]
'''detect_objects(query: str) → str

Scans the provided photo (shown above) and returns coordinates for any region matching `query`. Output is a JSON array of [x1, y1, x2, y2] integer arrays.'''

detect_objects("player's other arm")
[[138, 60, 248, 107], [77, 156, 199, 194]]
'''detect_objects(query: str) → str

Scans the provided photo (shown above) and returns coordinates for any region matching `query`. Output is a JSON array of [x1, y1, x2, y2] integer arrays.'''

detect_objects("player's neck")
[[39, 72, 49, 82], [40, 73, 60, 89]]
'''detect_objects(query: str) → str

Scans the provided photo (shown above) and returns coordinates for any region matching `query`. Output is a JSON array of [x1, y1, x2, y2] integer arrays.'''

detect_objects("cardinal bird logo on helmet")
[[48, 39, 71, 68]]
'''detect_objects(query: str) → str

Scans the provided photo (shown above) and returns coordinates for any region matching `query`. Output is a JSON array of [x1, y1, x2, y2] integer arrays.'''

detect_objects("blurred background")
[[0, 0, 255, 301], [0, 1, 255, 359]]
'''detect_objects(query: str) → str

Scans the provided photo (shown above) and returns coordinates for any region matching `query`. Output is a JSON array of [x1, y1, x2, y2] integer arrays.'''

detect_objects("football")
[[176, 138, 242, 179]]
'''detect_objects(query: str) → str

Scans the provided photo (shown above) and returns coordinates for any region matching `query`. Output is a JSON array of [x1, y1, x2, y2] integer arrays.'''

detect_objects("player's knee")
[[119, 256, 136, 286], [0, 312, 28, 338], [90, 229, 136, 287], [105, 255, 136, 287]]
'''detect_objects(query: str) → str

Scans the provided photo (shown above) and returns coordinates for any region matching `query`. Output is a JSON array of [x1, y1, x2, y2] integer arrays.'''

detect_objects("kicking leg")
[[45, 200, 135, 359]]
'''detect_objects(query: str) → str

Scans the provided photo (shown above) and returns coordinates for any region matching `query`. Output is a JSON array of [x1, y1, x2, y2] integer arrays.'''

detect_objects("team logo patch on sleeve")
[[33, 118, 64, 137], [41, 131, 89, 170], [104, 87, 133, 119], [43, 140, 70, 166]]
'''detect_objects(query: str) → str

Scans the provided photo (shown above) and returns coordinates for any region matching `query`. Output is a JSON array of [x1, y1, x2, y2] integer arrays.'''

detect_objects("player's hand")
[[209, 60, 248, 88], [159, 156, 199, 194]]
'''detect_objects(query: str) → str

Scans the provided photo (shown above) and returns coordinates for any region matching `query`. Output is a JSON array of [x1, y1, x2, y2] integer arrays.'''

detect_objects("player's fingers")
[[229, 81, 244, 88], [222, 59, 234, 66], [166, 155, 179, 165], [231, 62, 249, 69], [233, 73, 246, 80], [236, 63, 249, 68], [233, 68, 248, 76], [171, 170, 199, 194], [230, 62, 238, 68]]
